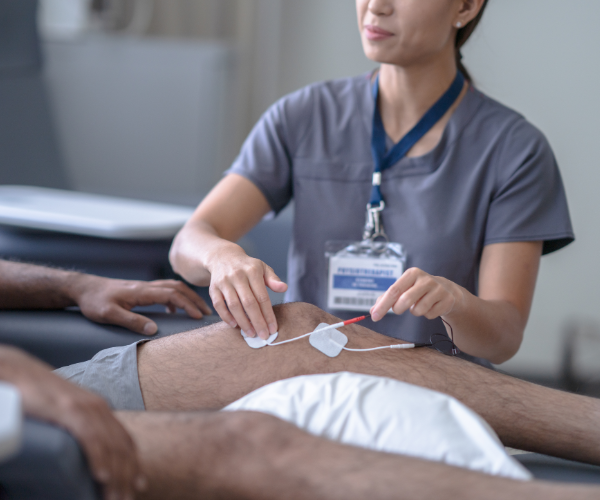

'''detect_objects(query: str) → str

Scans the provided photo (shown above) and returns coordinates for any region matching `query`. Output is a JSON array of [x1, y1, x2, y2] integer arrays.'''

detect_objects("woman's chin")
[[362, 50, 401, 67]]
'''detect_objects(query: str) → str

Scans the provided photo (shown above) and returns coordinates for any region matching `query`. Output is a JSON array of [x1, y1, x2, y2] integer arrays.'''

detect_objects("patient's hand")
[[71, 275, 212, 335], [0, 346, 146, 500]]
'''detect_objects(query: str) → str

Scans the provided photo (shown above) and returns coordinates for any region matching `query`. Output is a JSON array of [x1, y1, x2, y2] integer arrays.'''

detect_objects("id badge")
[[326, 240, 406, 312]]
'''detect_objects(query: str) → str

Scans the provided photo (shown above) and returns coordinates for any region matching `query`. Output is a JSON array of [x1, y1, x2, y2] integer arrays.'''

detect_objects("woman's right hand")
[[206, 244, 288, 340], [170, 174, 287, 339]]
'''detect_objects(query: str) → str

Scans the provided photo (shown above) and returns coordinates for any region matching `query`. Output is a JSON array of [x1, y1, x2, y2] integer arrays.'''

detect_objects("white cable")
[[266, 323, 416, 352], [268, 322, 344, 346], [341, 343, 416, 352], [268, 331, 314, 346]]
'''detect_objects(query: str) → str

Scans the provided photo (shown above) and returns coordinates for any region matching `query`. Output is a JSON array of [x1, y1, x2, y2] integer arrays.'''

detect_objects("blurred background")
[[3, 0, 600, 386]]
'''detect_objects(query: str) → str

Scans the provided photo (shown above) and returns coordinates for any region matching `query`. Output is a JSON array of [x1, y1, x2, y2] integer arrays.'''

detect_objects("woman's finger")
[[371, 270, 419, 320], [236, 278, 270, 340], [424, 294, 456, 320], [264, 265, 288, 294], [246, 278, 277, 337], [408, 287, 441, 317], [221, 284, 256, 336], [209, 287, 238, 329]]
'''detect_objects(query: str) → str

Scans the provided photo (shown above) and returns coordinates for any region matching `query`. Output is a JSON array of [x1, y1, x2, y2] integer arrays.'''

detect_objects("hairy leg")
[[138, 302, 600, 463], [118, 410, 599, 500]]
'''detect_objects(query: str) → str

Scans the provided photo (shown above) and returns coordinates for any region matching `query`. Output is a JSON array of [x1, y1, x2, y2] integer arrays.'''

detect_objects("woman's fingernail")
[[143, 323, 158, 335], [371, 311, 381, 322], [268, 323, 277, 334], [246, 328, 256, 337], [229, 321, 237, 328]]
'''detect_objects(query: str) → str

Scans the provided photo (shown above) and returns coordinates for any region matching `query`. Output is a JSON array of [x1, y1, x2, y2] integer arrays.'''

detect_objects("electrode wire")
[[266, 314, 416, 351], [268, 331, 314, 346], [341, 343, 416, 352], [268, 315, 370, 346]]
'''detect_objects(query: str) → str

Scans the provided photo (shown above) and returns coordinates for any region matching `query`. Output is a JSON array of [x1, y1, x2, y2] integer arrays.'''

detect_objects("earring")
[[456, 21, 462, 28]]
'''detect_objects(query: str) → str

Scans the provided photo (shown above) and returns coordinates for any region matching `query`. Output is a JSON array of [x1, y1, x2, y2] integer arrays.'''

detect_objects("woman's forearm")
[[443, 282, 525, 364]]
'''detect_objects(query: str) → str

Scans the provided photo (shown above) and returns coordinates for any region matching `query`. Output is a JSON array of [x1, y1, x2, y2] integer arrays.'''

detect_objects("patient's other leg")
[[120, 410, 598, 500], [138, 302, 600, 464]]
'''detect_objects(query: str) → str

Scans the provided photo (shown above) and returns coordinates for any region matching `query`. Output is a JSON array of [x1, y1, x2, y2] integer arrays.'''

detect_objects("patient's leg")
[[138, 302, 600, 464], [120, 410, 598, 500]]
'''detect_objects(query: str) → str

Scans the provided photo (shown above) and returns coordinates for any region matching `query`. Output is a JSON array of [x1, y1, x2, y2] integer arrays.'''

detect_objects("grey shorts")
[[54, 341, 148, 411]]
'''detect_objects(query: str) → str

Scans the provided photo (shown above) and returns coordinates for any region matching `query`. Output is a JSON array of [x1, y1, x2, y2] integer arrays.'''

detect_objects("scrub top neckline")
[[362, 73, 484, 178]]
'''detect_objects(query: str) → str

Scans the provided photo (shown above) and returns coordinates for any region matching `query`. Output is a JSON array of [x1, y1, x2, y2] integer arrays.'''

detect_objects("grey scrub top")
[[226, 73, 574, 347]]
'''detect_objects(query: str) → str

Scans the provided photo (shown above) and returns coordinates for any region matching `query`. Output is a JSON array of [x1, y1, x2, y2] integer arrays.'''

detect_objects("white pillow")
[[224, 372, 530, 480]]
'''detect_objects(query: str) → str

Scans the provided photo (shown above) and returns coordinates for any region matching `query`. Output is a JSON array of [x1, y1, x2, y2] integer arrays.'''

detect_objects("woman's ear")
[[455, 0, 486, 27]]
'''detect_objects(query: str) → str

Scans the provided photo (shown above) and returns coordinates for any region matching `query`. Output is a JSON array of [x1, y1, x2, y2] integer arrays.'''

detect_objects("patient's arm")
[[0, 259, 210, 334], [137, 302, 600, 465], [120, 410, 599, 500]]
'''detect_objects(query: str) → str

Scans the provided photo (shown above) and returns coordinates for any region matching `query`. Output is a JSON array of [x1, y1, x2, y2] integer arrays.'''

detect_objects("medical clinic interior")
[[1, 1, 600, 498]]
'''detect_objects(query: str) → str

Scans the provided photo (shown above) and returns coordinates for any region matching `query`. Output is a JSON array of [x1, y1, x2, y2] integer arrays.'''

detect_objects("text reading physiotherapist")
[[170, 0, 573, 364]]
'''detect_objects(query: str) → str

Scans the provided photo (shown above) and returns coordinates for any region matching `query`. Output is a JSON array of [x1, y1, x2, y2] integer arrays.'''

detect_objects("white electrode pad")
[[241, 330, 278, 349], [309, 323, 348, 358]]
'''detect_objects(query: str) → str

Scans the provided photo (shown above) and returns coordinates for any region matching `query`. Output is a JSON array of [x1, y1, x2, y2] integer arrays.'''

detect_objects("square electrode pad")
[[309, 323, 348, 358], [241, 331, 278, 349]]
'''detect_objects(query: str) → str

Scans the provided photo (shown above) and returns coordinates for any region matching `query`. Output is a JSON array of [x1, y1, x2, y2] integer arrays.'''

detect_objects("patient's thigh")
[[137, 302, 469, 411]]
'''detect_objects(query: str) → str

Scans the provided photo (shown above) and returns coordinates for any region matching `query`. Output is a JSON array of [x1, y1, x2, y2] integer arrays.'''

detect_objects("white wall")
[[264, 0, 600, 376], [43, 35, 234, 205]]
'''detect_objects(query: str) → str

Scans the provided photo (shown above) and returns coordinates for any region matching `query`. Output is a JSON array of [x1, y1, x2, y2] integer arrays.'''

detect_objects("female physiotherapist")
[[170, 0, 574, 365]]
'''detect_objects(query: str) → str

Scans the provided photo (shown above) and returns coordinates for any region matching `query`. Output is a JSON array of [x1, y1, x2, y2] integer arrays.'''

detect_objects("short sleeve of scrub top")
[[226, 74, 574, 347]]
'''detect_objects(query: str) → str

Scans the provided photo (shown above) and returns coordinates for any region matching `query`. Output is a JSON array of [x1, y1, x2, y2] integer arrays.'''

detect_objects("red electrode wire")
[[342, 314, 370, 326]]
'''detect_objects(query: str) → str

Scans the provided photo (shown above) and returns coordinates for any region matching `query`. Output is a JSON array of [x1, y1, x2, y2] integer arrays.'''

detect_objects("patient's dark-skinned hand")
[[0, 345, 146, 500], [71, 275, 212, 335]]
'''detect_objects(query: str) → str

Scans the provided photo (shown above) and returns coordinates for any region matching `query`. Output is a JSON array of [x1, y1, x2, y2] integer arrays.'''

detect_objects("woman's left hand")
[[370, 267, 463, 322]]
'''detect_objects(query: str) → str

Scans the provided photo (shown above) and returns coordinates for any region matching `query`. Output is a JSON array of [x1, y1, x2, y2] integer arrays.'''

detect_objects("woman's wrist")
[[440, 278, 467, 322], [203, 240, 247, 275]]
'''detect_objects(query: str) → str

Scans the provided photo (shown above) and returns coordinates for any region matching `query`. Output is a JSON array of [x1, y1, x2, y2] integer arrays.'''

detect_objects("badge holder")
[[326, 201, 406, 313]]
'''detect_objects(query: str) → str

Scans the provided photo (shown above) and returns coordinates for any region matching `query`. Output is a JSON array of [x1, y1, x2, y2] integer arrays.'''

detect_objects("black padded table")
[[516, 453, 600, 484], [0, 308, 221, 368]]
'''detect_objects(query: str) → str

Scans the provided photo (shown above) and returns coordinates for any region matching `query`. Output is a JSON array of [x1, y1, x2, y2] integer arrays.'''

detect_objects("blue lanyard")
[[369, 71, 465, 207]]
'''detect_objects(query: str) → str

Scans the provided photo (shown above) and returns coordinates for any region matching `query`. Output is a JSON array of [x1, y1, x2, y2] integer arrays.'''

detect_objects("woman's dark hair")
[[455, 0, 489, 82]]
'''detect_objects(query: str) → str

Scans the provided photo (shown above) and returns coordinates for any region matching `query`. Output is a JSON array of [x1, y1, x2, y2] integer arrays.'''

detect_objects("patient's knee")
[[273, 302, 334, 338]]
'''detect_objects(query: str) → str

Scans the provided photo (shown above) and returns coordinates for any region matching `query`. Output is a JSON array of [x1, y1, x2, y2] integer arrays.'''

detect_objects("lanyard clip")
[[363, 201, 388, 241]]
